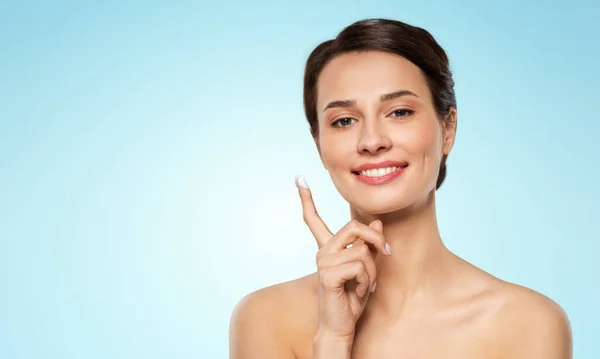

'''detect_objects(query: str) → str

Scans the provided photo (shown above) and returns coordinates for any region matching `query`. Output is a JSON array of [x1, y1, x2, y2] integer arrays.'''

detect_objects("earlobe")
[[442, 109, 457, 155]]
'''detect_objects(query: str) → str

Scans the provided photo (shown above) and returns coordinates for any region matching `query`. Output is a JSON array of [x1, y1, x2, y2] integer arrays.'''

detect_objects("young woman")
[[229, 18, 572, 359]]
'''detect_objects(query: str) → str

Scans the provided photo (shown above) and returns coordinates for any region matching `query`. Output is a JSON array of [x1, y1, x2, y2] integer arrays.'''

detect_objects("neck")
[[350, 189, 458, 315]]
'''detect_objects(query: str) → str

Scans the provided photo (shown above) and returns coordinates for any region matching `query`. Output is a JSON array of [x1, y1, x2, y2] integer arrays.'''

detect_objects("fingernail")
[[385, 242, 392, 255], [371, 282, 377, 293], [295, 175, 309, 189]]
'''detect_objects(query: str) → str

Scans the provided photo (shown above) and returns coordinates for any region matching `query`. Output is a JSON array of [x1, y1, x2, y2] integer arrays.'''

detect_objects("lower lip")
[[353, 166, 407, 185]]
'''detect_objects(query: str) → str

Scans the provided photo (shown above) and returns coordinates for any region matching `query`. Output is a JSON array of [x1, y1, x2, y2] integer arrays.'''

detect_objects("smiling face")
[[314, 51, 457, 215]]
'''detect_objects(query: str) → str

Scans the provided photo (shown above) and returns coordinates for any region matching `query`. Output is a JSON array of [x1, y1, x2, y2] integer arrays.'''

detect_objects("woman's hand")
[[295, 176, 392, 342]]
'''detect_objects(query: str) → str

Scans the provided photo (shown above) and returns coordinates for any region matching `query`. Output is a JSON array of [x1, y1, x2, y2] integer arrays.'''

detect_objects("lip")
[[351, 160, 409, 186], [352, 160, 408, 172]]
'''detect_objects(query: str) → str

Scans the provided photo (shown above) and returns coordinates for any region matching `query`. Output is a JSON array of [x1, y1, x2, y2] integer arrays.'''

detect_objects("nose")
[[357, 119, 392, 155]]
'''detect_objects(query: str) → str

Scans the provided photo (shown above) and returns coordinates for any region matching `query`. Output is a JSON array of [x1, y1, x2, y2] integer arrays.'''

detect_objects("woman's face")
[[315, 50, 456, 215]]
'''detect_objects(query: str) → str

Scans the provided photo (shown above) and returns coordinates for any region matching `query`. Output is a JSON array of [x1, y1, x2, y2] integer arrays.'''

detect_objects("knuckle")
[[342, 220, 355, 232], [319, 268, 333, 286], [316, 256, 326, 269], [302, 213, 310, 224], [357, 244, 370, 257], [354, 260, 365, 272], [315, 249, 328, 266]]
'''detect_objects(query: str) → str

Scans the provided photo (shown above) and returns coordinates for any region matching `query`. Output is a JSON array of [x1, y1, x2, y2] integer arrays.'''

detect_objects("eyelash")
[[331, 108, 414, 128]]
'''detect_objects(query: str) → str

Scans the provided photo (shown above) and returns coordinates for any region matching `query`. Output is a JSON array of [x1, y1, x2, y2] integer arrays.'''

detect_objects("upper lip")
[[352, 160, 409, 173]]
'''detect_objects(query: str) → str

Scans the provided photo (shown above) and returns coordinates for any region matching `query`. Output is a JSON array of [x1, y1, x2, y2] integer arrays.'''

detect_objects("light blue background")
[[1, 1, 598, 358]]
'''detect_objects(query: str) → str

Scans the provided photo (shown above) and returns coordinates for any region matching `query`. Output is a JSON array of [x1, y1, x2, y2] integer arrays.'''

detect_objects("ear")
[[442, 108, 457, 156], [313, 135, 328, 170]]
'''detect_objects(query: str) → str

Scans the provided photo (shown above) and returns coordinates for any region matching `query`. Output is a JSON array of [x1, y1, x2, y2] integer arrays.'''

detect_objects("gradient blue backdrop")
[[1, 1, 598, 358]]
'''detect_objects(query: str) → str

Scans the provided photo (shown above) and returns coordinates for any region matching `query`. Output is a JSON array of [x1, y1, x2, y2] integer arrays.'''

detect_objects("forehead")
[[316, 51, 431, 109]]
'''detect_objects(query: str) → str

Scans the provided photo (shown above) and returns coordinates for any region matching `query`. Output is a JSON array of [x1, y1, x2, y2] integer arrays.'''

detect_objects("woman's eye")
[[390, 109, 414, 118], [332, 118, 356, 127]]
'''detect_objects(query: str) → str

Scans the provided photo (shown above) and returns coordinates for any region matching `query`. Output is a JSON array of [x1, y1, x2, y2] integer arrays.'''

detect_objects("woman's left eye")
[[389, 109, 414, 118]]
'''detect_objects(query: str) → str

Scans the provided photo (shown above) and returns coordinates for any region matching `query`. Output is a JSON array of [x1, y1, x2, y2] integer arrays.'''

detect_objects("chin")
[[357, 202, 405, 215], [354, 194, 413, 215], [335, 184, 414, 215], [353, 190, 435, 217]]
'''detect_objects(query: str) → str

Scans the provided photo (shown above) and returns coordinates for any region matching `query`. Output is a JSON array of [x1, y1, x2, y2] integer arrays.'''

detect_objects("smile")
[[351, 162, 408, 185]]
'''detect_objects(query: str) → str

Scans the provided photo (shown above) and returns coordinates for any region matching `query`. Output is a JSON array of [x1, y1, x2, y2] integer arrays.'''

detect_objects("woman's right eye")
[[332, 118, 357, 127]]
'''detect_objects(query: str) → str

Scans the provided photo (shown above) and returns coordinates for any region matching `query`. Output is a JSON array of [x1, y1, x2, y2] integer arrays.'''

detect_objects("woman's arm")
[[229, 289, 296, 359], [312, 330, 354, 359]]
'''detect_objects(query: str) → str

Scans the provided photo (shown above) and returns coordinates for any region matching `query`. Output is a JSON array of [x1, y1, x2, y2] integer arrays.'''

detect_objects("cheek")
[[400, 119, 442, 157], [398, 119, 443, 189], [320, 135, 354, 170]]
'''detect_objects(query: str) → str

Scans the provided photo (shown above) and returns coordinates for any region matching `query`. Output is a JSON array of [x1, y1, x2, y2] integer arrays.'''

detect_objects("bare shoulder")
[[488, 279, 573, 358], [229, 272, 318, 358], [448, 257, 572, 358]]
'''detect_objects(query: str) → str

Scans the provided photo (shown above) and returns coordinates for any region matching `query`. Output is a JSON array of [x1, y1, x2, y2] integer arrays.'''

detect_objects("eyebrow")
[[322, 90, 419, 112]]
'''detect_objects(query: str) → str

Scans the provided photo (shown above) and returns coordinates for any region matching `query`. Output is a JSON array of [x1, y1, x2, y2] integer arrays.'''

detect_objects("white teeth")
[[360, 167, 399, 177]]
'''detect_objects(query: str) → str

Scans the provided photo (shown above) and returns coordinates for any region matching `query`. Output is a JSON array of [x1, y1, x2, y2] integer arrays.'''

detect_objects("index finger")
[[295, 175, 333, 248]]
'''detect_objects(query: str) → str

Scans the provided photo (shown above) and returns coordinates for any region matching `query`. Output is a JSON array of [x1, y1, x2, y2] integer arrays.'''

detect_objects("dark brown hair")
[[303, 18, 456, 190]]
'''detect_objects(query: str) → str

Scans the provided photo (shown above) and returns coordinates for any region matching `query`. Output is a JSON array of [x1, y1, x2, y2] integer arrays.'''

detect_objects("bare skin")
[[235, 266, 571, 359], [229, 51, 572, 358]]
